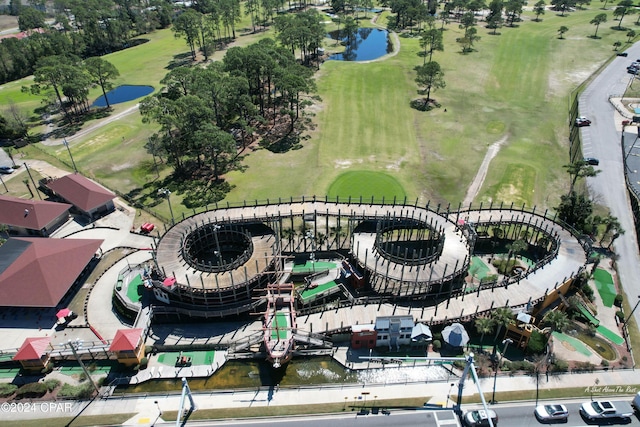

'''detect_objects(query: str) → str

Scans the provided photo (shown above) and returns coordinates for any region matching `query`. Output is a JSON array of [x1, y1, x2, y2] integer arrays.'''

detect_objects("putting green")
[[292, 261, 336, 273], [593, 268, 616, 308], [596, 325, 625, 346], [126, 274, 144, 303], [157, 351, 216, 366], [300, 280, 340, 301], [469, 256, 490, 280], [327, 171, 406, 201], [552, 331, 592, 357]]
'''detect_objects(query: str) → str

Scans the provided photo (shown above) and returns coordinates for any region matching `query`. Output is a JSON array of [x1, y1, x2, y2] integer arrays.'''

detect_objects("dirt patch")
[[0, 15, 18, 32]]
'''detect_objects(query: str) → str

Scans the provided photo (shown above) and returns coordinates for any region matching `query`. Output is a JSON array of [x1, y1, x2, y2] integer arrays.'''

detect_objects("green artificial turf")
[[552, 331, 593, 357], [126, 274, 144, 303], [593, 268, 617, 307]]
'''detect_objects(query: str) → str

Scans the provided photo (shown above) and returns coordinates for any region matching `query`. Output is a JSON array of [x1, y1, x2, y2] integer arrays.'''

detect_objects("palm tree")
[[491, 307, 514, 342], [543, 310, 570, 333], [598, 215, 624, 246], [475, 317, 496, 347]]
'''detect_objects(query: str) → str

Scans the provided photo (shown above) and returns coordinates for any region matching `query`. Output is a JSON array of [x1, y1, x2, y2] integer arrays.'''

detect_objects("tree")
[[551, 0, 576, 15], [558, 26, 569, 39], [456, 27, 480, 52], [613, 0, 634, 29], [18, 7, 45, 32], [419, 28, 444, 64], [598, 215, 624, 246], [542, 310, 569, 333], [564, 159, 600, 194], [173, 9, 202, 61], [533, 0, 546, 21], [591, 13, 607, 38], [415, 61, 446, 102], [627, 29, 636, 42], [491, 307, 513, 342], [475, 317, 496, 345], [556, 191, 593, 231], [84, 57, 120, 109], [613, 40, 622, 50], [504, 0, 525, 26]]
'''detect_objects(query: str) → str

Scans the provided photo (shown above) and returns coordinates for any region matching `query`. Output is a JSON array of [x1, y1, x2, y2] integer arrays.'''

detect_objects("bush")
[[57, 383, 95, 399], [601, 359, 609, 367], [0, 383, 17, 397], [615, 294, 624, 307], [581, 283, 595, 302], [140, 357, 149, 369], [14, 382, 47, 399], [616, 310, 625, 322], [431, 339, 442, 351], [43, 379, 60, 392], [549, 359, 569, 373], [573, 361, 595, 372], [526, 331, 547, 354]]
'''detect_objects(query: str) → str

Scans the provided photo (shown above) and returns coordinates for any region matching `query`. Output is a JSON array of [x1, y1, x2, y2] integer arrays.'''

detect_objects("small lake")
[[328, 28, 392, 62], [92, 85, 154, 108]]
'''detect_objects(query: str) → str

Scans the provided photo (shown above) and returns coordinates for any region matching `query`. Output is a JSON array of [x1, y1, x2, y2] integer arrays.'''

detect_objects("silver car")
[[534, 404, 569, 422]]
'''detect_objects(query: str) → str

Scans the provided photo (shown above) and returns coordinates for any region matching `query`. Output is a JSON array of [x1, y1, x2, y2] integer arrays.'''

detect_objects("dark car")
[[618, 52, 629, 56], [575, 116, 591, 127], [585, 157, 599, 166]]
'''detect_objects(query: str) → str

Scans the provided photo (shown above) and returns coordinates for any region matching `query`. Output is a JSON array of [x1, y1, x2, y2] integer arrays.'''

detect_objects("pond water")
[[114, 357, 450, 394], [328, 28, 393, 62], [92, 85, 154, 108]]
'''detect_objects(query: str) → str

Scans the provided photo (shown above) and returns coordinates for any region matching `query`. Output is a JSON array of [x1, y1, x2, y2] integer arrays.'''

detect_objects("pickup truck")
[[580, 400, 634, 421]]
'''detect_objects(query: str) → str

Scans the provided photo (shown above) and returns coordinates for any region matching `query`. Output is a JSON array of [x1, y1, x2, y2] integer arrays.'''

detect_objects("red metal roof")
[[13, 337, 51, 361], [0, 195, 71, 230], [109, 328, 143, 352], [45, 174, 115, 213], [0, 237, 103, 307]]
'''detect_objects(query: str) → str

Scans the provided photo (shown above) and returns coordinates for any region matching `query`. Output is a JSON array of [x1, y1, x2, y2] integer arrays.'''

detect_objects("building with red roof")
[[0, 237, 103, 307], [109, 328, 145, 367], [43, 174, 116, 221], [0, 195, 71, 236], [13, 336, 52, 371]]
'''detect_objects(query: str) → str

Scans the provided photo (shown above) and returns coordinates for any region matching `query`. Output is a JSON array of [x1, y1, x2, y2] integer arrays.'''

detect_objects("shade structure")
[[411, 323, 433, 342], [56, 308, 72, 319], [163, 277, 176, 287], [442, 322, 470, 347]]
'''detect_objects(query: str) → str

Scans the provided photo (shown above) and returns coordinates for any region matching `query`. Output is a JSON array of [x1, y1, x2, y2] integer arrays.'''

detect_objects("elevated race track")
[[154, 200, 588, 324]]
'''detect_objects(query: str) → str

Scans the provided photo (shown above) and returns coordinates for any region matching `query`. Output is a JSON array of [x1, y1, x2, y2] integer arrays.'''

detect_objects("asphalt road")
[[149, 401, 640, 426], [579, 45, 640, 329]]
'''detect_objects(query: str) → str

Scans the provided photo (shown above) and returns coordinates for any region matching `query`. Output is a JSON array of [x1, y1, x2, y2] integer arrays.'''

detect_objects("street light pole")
[[63, 138, 78, 173], [158, 188, 174, 225], [623, 295, 640, 350], [490, 338, 513, 404]]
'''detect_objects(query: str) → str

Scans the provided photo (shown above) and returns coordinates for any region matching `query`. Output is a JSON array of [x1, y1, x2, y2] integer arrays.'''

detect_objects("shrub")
[[140, 357, 149, 369], [526, 331, 547, 354], [57, 383, 95, 399], [0, 383, 17, 398], [573, 361, 595, 372], [616, 310, 625, 322], [14, 382, 47, 399], [615, 294, 624, 307], [581, 283, 595, 302], [43, 379, 60, 392], [431, 339, 442, 351], [549, 359, 569, 373], [601, 359, 609, 367]]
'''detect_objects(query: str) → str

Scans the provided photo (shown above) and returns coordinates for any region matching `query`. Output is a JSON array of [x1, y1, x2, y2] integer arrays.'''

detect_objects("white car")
[[462, 409, 498, 426], [0, 166, 14, 174], [534, 404, 569, 422]]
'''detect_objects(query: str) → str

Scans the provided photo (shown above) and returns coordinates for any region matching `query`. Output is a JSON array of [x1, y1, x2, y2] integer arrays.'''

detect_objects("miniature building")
[[375, 316, 414, 349], [13, 337, 52, 372], [109, 328, 145, 367], [351, 324, 376, 350]]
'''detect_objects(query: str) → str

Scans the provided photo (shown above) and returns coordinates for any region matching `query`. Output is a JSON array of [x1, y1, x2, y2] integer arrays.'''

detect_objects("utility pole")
[[23, 163, 42, 200], [68, 339, 100, 395], [63, 138, 78, 173]]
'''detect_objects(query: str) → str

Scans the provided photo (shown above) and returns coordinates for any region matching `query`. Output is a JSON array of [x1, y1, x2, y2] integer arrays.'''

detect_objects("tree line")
[[139, 37, 317, 203], [0, 0, 172, 85]]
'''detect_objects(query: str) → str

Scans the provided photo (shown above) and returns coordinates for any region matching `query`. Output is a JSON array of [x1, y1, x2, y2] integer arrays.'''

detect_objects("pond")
[[328, 28, 393, 62], [114, 356, 450, 394], [92, 85, 154, 108]]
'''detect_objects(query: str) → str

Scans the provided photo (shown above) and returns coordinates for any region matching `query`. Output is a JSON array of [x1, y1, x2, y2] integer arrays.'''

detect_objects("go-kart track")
[[153, 199, 588, 325]]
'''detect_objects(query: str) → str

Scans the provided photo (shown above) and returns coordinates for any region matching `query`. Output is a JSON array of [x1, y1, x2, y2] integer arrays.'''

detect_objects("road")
[[579, 45, 640, 329], [147, 401, 640, 426]]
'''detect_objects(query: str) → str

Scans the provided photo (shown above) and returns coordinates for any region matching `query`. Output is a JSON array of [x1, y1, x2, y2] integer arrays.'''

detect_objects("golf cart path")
[[462, 134, 509, 206]]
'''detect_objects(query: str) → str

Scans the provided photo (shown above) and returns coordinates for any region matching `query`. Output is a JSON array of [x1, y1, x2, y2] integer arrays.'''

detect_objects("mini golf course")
[[593, 268, 616, 308], [126, 274, 144, 303], [157, 351, 216, 366], [299, 280, 341, 302]]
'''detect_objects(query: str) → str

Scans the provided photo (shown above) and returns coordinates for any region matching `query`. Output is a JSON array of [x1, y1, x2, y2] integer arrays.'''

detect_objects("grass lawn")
[[3, 6, 636, 218]]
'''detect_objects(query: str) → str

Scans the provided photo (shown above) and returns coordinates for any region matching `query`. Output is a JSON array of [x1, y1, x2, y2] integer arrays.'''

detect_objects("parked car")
[[617, 52, 629, 56], [575, 116, 591, 127], [631, 391, 640, 412], [579, 400, 633, 421], [584, 157, 599, 166], [0, 165, 14, 174], [462, 409, 498, 426], [534, 404, 569, 422]]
